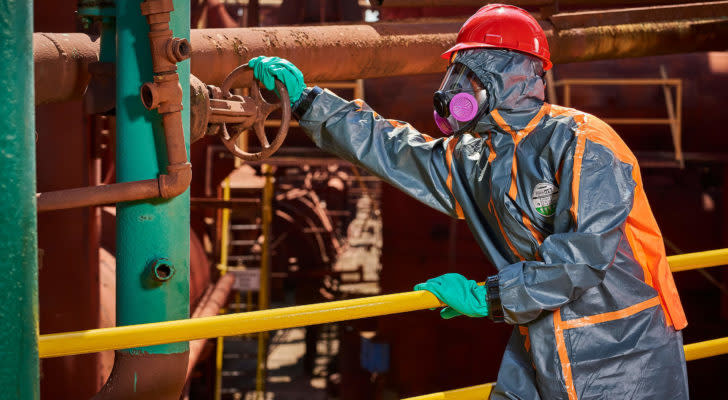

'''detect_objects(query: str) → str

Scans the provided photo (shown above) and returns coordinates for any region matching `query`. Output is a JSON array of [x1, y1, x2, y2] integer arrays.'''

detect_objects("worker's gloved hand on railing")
[[248, 56, 306, 106], [414, 273, 489, 319]]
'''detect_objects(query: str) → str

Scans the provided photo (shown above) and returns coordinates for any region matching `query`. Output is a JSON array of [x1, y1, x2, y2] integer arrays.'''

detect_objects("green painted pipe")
[[0, 0, 39, 399], [115, 0, 190, 355]]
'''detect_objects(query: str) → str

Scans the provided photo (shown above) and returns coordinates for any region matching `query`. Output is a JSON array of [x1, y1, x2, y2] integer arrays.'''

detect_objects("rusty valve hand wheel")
[[219, 63, 291, 161]]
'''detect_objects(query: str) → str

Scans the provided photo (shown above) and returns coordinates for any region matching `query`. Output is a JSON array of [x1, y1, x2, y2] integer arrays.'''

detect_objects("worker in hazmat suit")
[[248, 4, 689, 399]]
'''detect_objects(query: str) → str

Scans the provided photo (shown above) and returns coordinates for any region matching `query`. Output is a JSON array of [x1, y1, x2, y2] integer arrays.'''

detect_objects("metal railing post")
[[0, 0, 39, 398], [256, 164, 274, 398]]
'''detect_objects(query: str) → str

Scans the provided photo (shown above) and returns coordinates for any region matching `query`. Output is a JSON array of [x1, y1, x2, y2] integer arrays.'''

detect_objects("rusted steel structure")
[[33, 1, 728, 104], [371, 0, 718, 7], [36, 0, 193, 213], [186, 273, 236, 381]]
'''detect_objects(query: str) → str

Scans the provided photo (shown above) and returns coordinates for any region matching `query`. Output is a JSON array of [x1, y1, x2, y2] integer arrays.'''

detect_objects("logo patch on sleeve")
[[532, 182, 558, 217]]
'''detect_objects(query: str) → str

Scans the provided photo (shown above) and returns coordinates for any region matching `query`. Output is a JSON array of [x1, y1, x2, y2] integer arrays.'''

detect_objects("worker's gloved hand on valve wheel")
[[414, 273, 489, 319], [248, 56, 306, 107]]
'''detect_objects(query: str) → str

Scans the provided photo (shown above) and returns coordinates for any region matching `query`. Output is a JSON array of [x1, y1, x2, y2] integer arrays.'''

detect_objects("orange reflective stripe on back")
[[569, 113, 687, 330], [445, 137, 465, 219]]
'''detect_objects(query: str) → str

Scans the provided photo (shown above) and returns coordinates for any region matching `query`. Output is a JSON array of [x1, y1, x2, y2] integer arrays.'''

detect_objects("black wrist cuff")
[[486, 275, 504, 322], [293, 86, 323, 119]]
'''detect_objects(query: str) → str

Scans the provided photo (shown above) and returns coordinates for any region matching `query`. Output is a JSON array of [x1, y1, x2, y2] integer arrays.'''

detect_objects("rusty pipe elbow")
[[158, 162, 191, 198]]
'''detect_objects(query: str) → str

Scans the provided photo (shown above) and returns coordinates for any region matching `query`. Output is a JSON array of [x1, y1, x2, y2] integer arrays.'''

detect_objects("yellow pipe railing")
[[214, 176, 232, 400], [666, 248, 728, 272], [40, 290, 444, 358], [38, 248, 728, 358], [403, 383, 494, 400], [683, 336, 728, 361]]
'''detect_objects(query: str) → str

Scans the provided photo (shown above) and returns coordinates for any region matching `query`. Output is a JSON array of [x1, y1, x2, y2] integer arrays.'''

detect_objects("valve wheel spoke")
[[214, 63, 291, 161]]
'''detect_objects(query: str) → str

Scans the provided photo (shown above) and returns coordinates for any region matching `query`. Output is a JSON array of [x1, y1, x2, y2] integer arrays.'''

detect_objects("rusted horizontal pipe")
[[37, 179, 159, 212], [190, 197, 261, 209], [34, 32, 99, 105], [35, 15, 728, 104], [549, 1, 728, 30], [371, 0, 709, 7], [36, 164, 191, 212]]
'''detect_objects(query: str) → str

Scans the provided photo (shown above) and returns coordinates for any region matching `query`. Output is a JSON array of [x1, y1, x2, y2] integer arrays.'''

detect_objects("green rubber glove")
[[414, 273, 489, 320], [248, 56, 306, 106]]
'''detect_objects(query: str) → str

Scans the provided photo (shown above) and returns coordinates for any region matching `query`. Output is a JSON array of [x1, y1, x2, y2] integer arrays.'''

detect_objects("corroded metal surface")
[[34, 7, 728, 104], [549, 1, 728, 30], [186, 273, 236, 381], [189, 22, 460, 85], [36, 0, 192, 212], [92, 351, 189, 400]]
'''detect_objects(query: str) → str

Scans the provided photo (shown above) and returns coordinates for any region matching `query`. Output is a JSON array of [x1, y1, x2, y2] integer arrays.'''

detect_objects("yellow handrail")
[[683, 336, 728, 361], [667, 248, 728, 272], [38, 248, 728, 358], [39, 290, 444, 358], [403, 383, 494, 400]]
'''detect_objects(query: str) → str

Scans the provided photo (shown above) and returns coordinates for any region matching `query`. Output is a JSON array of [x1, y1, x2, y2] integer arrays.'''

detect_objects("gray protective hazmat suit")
[[292, 49, 689, 400]]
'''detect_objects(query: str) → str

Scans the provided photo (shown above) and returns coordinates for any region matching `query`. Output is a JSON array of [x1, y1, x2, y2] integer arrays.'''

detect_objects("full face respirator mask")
[[433, 62, 489, 136]]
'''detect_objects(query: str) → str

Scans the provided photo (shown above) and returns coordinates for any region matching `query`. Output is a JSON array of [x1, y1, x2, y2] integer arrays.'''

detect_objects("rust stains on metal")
[[36, 0, 193, 212], [34, 7, 728, 104], [185, 273, 236, 381], [549, 1, 728, 30], [92, 351, 189, 400], [547, 18, 728, 64], [34, 33, 98, 104], [189, 22, 459, 86], [371, 0, 710, 7]]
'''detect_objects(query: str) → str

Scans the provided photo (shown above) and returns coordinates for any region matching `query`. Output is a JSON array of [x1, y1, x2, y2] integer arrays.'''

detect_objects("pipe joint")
[[159, 162, 192, 199], [166, 38, 191, 64], [148, 30, 177, 73], [140, 74, 183, 113], [140, 0, 174, 17]]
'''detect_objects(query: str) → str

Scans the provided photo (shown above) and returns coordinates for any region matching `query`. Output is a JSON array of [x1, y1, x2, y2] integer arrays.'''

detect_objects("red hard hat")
[[442, 4, 552, 70]]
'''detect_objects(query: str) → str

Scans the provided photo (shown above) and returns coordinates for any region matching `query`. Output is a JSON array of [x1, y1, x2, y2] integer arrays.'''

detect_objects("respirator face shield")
[[433, 62, 489, 135]]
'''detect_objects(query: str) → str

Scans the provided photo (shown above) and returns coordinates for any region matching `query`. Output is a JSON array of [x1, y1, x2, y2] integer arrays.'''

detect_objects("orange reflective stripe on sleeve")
[[445, 137, 465, 219], [421, 134, 435, 142], [388, 119, 406, 128], [553, 309, 578, 400], [518, 326, 531, 352], [353, 99, 380, 118]]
